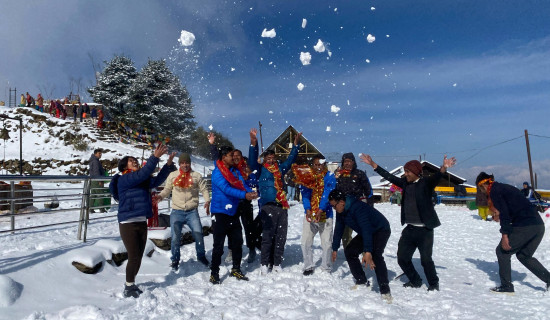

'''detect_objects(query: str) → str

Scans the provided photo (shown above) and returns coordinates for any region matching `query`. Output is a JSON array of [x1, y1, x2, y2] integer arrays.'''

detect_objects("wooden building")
[[260, 125, 324, 164]]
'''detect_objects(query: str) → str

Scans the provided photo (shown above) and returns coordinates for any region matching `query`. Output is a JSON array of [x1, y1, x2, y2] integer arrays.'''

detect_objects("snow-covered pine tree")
[[126, 59, 196, 151], [87, 55, 137, 122]]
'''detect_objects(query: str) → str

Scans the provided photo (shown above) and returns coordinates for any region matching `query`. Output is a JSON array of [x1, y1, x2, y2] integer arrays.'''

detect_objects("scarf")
[[264, 162, 289, 209], [216, 160, 246, 191], [292, 164, 327, 215], [122, 169, 136, 175], [338, 169, 352, 178], [173, 168, 193, 188], [235, 158, 249, 180]]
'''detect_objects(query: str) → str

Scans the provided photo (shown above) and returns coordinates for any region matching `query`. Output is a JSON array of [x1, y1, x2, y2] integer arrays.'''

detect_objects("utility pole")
[[258, 121, 264, 153], [524, 130, 535, 189]]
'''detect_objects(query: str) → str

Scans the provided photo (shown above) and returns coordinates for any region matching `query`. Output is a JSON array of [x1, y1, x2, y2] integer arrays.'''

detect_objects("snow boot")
[[170, 261, 179, 272], [210, 273, 220, 285], [403, 281, 422, 288], [490, 285, 514, 295], [229, 268, 249, 281], [427, 283, 439, 291], [123, 284, 142, 298], [303, 268, 314, 276]]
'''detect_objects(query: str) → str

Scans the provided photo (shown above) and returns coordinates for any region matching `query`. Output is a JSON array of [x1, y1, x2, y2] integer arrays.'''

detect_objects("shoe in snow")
[[403, 281, 422, 288], [230, 268, 249, 281], [427, 283, 439, 291], [272, 265, 282, 273], [123, 284, 142, 298], [351, 279, 370, 290], [170, 261, 179, 272], [210, 273, 220, 285], [490, 285, 514, 295], [381, 293, 393, 304], [303, 268, 314, 276], [260, 265, 269, 275]]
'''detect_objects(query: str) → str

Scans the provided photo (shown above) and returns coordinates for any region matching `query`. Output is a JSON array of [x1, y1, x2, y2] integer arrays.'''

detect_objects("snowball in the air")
[[314, 39, 325, 53], [178, 30, 195, 46], [300, 52, 312, 65], [367, 34, 376, 43], [228, 93, 232, 100], [302, 19, 307, 28], [330, 105, 340, 113], [371, 7, 375, 11], [269, 110, 274, 114], [453, 83, 457, 87], [366, 59, 371, 63], [261, 28, 276, 38], [297, 83, 305, 91], [326, 126, 331, 132], [208, 124, 213, 131]]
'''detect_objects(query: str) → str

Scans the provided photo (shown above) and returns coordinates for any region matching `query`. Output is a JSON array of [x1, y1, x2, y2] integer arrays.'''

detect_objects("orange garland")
[[263, 162, 289, 209]]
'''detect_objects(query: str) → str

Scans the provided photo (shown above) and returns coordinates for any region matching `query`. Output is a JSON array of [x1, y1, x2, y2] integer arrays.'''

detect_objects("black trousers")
[[260, 203, 288, 266], [345, 230, 391, 294], [210, 213, 243, 274], [228, 200, 262, 251], [496, 224, 550, 288], [119, 221, 148, 283], [397, 225, 438, 286]]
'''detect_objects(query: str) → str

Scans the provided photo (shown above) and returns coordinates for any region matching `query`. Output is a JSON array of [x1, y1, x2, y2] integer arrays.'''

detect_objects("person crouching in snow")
[[476, 172, 550, 294], [329, 189, 392, 302], [293, 154, 336, 276], [155, 153, 211, 271], [209, 146, 258, 284], [109, 144, 176, 298]]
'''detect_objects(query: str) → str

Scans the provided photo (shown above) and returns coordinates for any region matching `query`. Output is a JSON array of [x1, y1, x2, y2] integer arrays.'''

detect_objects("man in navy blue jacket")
[[477, 172, 550, 294], [329, 189, 392, 301], [209, 146, 258, 284]]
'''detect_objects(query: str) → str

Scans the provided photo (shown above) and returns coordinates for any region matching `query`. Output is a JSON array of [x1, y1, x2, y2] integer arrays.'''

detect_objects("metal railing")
[[0, 175, 171, 242]]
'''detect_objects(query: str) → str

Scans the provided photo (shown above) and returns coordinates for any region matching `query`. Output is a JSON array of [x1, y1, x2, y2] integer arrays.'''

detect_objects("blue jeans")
[[170, 208, 205, 263]]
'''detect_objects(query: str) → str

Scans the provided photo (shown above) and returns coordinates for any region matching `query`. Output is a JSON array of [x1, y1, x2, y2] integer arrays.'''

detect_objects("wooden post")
[[259, 121, 264, 153], [524, 130, 535, 189]]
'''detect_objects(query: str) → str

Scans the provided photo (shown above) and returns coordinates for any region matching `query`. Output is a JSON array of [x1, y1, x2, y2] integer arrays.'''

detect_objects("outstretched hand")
[[153, 144, 168, 158], [442, 155, 457, 170], [208, 132, 215, 145], [250, 128, 258, 145], [166, 152, 177, 166], [359, 153, 377, 169], [294, 132, 303, 146]]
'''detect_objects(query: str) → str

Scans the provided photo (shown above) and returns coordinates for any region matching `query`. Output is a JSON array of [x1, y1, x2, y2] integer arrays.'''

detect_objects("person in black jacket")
[[360, 154, 456, 291], [476, 172, 550, 294], [329, 190, 392, 302]]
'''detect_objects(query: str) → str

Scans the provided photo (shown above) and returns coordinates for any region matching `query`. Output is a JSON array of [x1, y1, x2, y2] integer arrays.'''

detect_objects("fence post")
[[82, 178, 92, 242], [77, 179, 90, 240], [10, 181, 15, 233]]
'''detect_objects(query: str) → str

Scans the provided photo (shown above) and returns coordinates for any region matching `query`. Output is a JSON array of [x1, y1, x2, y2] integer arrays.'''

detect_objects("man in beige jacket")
[[156, 153, 211, 271]]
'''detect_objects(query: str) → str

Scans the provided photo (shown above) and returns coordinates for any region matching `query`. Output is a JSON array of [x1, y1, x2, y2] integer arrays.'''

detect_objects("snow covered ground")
[[2, 198, 550, 319]]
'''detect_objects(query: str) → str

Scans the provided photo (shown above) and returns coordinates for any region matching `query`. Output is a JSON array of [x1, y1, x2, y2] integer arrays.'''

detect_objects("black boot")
[[123, 284, 142, 298], [210, 273, 220, 285], [230, 268, 249, 281]]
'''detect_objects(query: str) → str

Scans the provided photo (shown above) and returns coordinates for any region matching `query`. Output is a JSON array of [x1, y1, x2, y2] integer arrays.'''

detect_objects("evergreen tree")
[[127, 59, 196, 151], [191, 126, 234, 159], [87, 55, 137, 121]]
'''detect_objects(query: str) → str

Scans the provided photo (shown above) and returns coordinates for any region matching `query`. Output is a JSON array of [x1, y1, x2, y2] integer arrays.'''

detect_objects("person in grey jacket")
[[89, 149, 107, 213]]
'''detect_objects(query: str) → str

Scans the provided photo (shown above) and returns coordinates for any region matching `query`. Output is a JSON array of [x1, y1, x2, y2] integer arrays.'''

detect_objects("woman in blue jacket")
[[109, 144, 176, 298]]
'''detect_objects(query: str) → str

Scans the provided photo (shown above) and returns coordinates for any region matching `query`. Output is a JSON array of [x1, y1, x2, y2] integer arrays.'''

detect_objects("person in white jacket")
[[156, 153, 211, 271]]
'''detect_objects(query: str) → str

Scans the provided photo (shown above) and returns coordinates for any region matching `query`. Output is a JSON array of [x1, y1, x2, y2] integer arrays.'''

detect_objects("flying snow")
[[367, 34, 376, 43], [371, 7, 376, 11], [314, 39, 326, 53], [300, 52, 312, 65], [302, 19, 307, 28], [366, 59, 371, 63], [297, 83, 305, 91], [178, 30, 195, 46], [326, 126, 331, 132], [208, 124, 213, 131], [330, 105, 340, 113], [228, 93, 232, 100], [261, 28, 276, 38]]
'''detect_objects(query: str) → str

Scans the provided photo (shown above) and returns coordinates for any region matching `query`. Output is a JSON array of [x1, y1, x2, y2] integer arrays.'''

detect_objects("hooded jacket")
[[335, 153, 373, 200]]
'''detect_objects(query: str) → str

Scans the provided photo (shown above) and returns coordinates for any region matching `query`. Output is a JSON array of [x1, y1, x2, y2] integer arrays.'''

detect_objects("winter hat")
[[179, 153, 191, 164], [523, 181, 530, 187], [475, 172, 494, 186], [404, 160, 422, 177]]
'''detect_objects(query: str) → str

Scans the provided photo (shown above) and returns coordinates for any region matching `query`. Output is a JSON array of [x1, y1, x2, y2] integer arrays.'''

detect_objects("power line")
[[455, 135, 523, 166], [529, 133, 550, 139]]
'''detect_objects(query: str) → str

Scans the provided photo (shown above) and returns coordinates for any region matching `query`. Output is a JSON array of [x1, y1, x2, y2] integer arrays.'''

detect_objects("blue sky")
[[1, 0, 550, 187]]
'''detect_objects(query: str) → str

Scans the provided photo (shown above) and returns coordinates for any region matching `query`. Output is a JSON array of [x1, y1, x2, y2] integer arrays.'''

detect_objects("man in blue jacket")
[[109, 144, 176, 298], [477, 172, 550, 294], [209, 146, 258, 284], [360, 153, 456, 291], [329, 189, 392, 302], [249, 128, 301, 274], [294, 154, 336, 275]]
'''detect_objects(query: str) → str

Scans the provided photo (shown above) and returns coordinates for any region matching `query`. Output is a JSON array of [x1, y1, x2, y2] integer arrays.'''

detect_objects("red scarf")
[[173, 168, 193, 188], [122, 169, 136, 175], [235, 158, 249, 180], [216, 160, 246, 191], [264, 162, 289, 209], [338, 169, 352, 177], [292, 164, 326, 213]]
